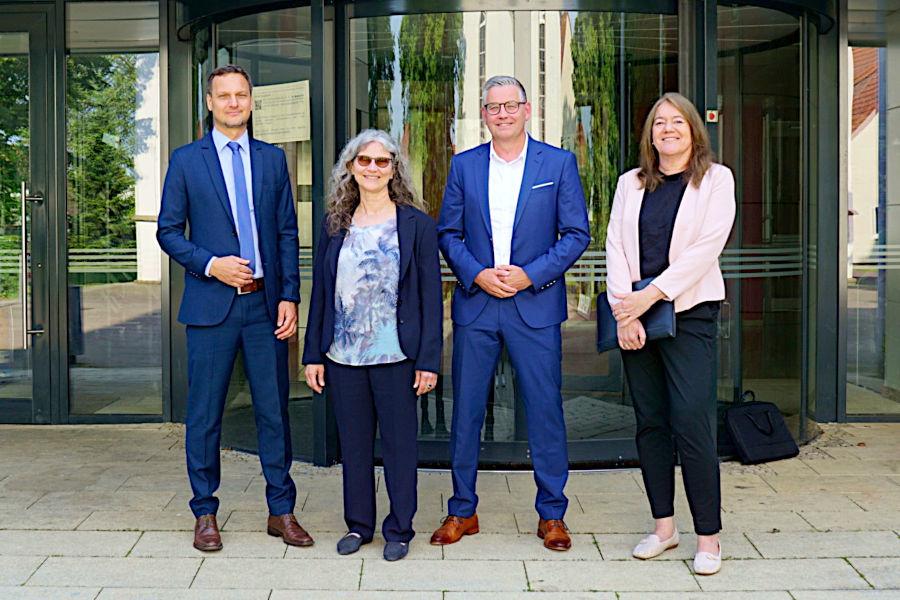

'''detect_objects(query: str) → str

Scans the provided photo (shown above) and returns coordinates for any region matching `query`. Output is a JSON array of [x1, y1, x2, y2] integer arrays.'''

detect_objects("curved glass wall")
[[192, 6, 318, 461], [187, 1, 823, 466], [350, 9, 678, 463], [717, 5, 806, 434]]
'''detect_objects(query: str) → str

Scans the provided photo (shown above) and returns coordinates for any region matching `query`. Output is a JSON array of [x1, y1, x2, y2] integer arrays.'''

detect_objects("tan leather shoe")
[[429, 514, 479, 545], [193, 514, 222, 552], [267, 513, 314, 547], [537, 519, 572, 551]]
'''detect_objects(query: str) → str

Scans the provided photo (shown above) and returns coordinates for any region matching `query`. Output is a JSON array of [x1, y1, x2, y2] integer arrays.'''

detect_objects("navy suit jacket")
[[437, 138, 590, 328], [157, 132, 300, 326], [302, 205, 443, 373]]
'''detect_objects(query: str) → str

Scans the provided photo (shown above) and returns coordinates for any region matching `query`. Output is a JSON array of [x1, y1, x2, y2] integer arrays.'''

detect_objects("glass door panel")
[[350, 9, 677, 465], [0, 14, 51, 423]]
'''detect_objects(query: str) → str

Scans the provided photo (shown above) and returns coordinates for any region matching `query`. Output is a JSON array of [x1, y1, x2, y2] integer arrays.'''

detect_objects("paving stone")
[[77, 510, 195, 531], [618, 594, 792, 600], [559, 472, 644, 494], [441, 533, 599, 560], [0, 509, 91, 531], [526, 560, 699, 592], [0, 556, 46, 585], [721, 510, 816, 532], [445, 594, 615, 600], [849, 558, 900, 589], [96, 590, 269, 600], [360, 558, 528, 591], [595, 532, 761, 560], [801, 511, 900, 531], [803, 460, 900, 476], [0, 587, 99, 599], [27, 557, 200, 588], [0, 491, 44, 510], [697, 558, 869, 591], [129, 531, 287, 558], [844, 492, 900, 512], [192, 557, 360, 590], [0, 531, 140, 557], [517, 510, 655, 534], [284, 535, 442, 560], [30, 492, 175, 512], [722, 493, 864, 513], [792, 592, 900, 599], [761, 476, 900, 495], [747, 531, 900, 558], [271, 593, 441, 600]]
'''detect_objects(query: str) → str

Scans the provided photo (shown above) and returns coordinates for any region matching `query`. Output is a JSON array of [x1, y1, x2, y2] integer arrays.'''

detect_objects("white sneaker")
[[693, 542, 722, 575], [632, 530, 680, 559]]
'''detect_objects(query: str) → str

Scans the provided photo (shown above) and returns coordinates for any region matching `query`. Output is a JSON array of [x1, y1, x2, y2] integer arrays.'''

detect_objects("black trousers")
[[325, 358, 418, 543], [621, 302, 722, 535]]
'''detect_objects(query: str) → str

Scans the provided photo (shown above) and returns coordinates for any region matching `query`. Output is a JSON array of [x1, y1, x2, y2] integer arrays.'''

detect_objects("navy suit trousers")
[[448, 296, 569, 520], [326, 358, 418, 543], [185, 290, 296, 517]]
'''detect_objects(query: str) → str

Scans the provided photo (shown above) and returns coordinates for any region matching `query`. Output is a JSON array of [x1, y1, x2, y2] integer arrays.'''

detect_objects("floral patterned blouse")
[[326, 217, 407, 366]]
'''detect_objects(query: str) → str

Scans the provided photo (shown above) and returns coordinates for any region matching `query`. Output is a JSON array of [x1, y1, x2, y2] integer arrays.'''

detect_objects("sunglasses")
[[355, 154, 392, 168]]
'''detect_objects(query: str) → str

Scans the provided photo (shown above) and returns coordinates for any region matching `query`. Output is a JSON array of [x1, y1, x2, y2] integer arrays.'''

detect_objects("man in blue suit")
[[157, 65, 313, 552], [431, 75, 590, 551]]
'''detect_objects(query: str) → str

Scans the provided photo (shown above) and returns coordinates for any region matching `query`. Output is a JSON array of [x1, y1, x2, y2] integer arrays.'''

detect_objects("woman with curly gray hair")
[[302, 129, 443, 561]]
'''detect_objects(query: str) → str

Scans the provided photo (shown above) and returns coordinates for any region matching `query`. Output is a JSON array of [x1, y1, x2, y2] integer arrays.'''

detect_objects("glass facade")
[[847, 40, 900, 416], [0, 0, 892, 466], [348, 10, 678, 458], [65, 2, 163, 416]]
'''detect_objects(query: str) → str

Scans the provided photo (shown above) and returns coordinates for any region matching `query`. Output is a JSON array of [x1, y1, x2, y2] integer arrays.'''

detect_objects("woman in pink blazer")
[[605, 92, 735, 575]]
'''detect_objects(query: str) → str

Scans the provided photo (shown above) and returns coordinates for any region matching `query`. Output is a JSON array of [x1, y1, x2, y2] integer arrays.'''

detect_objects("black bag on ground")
[[724, 391, 799, 464]]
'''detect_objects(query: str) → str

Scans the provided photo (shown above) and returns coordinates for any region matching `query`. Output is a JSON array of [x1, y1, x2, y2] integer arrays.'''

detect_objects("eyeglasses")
[[355, 154, 393, 168], [483, 101, 524, 115]]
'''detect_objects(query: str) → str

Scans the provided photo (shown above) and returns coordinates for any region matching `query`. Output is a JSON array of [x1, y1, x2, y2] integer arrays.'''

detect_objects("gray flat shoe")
[[337, 532, 365, 555], [383, 541, 409, 561]]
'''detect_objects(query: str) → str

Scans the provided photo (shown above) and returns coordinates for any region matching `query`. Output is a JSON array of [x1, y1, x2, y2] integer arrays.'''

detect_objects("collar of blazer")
[[476, 137, 546, 237], [199, 131, 264, 232], [327, 204, 417, 282]]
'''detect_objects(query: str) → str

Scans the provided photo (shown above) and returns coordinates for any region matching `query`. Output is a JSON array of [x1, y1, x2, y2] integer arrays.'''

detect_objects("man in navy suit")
[[157, 65, 313, 551], [431, 75, 590, 551]]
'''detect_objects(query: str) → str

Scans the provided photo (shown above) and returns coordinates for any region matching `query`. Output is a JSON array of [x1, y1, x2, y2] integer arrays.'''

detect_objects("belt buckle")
[[237, 286, 249, 295]]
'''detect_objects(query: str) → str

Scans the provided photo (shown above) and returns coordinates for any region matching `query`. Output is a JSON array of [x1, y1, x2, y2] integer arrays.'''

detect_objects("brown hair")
[[637, 92, 713, 192], [325, 129, 423, 235], [206, 65, 253, 96]]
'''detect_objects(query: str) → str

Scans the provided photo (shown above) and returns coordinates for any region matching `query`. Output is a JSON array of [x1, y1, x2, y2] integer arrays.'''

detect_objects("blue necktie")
[[227, 141, 256, 273]]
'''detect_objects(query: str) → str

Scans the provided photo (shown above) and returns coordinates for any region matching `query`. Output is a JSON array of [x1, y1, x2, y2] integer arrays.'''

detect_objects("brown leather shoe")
[[193, 514, 222, 552], [429, 514, 479, 545], [267, 513, 314, 547], [537, 519, 572, 551]]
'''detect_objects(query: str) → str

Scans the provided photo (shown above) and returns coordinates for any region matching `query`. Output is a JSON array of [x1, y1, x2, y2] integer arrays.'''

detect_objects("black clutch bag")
[[596, 277, 675, 353], [725, 391, 799, 464]]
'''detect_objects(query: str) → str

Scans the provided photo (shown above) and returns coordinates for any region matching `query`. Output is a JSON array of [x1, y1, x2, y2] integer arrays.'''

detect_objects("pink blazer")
[[605, 162, 736, 313]]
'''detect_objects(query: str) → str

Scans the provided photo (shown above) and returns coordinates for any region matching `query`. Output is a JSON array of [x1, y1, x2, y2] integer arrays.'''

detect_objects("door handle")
[[20, 182, 45, 348]]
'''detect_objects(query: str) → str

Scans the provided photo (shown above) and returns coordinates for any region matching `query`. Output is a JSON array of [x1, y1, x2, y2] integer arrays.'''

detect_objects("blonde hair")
[[325, 129, 423, 235], [637, 92, 713, 192]]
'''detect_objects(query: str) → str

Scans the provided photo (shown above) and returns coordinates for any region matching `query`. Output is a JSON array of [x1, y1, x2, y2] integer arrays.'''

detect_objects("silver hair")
[[325, 129, 422, 235], [481, 75, 527, 105]]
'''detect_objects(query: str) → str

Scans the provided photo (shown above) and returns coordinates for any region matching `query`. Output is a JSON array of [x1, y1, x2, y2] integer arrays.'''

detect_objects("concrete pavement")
[[0, 422, 897, 598]]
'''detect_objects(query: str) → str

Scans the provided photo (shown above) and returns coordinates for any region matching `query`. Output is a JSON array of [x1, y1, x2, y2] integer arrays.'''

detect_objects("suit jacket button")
[[399, 319, 405, 324]]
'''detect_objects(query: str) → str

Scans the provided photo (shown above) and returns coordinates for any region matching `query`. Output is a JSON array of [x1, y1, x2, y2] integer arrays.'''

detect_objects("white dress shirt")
[[488, 135, 528, 266], [205, 127, 264, 279]]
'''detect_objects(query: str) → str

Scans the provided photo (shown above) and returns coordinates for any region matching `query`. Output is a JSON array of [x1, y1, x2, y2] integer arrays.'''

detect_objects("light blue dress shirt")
[[204, 128, 264, 279]]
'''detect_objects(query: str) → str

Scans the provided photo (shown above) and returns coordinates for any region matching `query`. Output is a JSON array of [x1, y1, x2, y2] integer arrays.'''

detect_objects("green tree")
[[398, 13, 464, 218], [571, 13, 619, 261], [66, 54, 141, 250]]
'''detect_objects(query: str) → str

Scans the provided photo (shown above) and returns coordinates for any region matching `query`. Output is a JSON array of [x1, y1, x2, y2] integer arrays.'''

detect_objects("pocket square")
[[531, 181, 554, 189]]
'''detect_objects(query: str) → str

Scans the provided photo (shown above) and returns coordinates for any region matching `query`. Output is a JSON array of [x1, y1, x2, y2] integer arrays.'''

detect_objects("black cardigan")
[[302, 204, 444, 373]]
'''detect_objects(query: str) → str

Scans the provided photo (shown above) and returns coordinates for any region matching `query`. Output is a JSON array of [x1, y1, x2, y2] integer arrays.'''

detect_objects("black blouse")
[[639, 172, 689, 279]]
